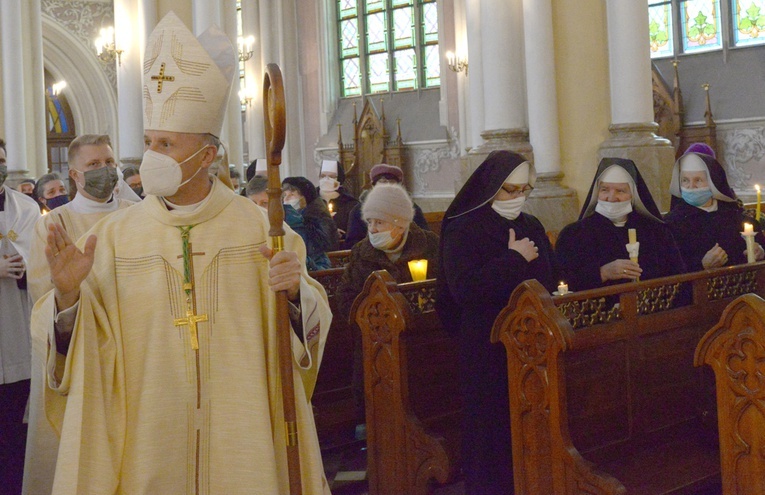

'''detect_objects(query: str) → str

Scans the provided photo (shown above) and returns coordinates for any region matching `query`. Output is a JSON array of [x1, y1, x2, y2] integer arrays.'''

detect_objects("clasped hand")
[[0, 254, 25, 279], [508, 228, 538, 262], [600, 259, 642, 282]]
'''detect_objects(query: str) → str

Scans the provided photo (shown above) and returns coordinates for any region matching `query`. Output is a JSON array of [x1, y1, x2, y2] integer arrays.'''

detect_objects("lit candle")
[[408, 259, 428, 282], [328, 202, 334, 214], [743, 223, 756, 263], [745, 223, 754, 234], [628, 228, 637, 245], [557, 282, 568, 295], [756, 185, 761, 222]]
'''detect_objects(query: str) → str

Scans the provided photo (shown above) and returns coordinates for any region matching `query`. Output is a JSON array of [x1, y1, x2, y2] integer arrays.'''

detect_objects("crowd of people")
[[1, 12, 763, 495]]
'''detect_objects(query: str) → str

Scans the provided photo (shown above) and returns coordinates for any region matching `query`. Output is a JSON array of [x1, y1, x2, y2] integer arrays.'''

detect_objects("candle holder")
[[742, 229, 757, 263]]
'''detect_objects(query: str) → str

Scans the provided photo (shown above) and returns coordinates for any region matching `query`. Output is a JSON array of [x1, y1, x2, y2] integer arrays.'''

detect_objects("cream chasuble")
[[23, 196, 133, 495], [32, 179, 332, 494]]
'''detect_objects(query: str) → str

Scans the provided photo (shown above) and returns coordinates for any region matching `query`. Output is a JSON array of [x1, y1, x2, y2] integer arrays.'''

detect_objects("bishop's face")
[[143, 130, 215, 184]]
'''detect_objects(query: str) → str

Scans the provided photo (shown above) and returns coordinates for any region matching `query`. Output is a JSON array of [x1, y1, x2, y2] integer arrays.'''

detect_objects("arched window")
[[649, 0, 765, 58], [337, 0, 440, 97], [44, 69, 75, 175]]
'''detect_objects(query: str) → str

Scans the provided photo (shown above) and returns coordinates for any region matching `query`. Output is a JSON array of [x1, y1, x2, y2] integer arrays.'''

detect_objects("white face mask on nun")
[[140, 145, 209, 197], [492, 196, 526, 220]]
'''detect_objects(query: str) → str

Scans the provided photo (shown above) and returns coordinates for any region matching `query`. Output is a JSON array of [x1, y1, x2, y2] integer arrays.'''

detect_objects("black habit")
[[556, 158, 686, 292], [436, 150, 556, 494]]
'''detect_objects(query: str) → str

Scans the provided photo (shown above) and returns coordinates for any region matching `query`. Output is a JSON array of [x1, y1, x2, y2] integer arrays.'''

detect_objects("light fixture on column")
[[237, 36, 255, 62], [94, 27, 123, 66], [239, 87, 255, 107], [446, 51, 468, 75], [50, 81, 67, 97]]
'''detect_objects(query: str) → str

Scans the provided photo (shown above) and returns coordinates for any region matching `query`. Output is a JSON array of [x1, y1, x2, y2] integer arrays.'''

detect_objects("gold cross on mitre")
[[151, 62, 175, 93], [174, 306, 208, 350]]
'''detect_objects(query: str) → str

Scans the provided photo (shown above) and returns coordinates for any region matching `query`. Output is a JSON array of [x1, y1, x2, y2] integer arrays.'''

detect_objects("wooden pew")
[[309, 267, 358, 450], [695, 293, 765, 495], [326, 249, 352, 268], [491, 262, 765, 495], [353, 270, 462, 495]]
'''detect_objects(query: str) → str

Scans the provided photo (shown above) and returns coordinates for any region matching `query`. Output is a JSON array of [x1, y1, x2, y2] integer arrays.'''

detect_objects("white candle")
[[745, 223, 754, 234], [557, 282, 568, 295], [408, 259, 428, 282]]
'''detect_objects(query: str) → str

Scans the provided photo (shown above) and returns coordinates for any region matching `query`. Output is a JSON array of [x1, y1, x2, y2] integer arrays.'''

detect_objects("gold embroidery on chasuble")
[[0, 229, 18, 241]]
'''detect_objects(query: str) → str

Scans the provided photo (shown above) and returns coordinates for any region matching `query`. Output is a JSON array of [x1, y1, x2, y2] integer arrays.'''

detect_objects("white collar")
[[697, 199, 719, 213], [67, 193, 119, 214], [162, 192, 212, 214]]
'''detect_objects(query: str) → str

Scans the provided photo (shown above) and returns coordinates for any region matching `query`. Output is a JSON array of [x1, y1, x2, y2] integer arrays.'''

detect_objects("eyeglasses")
[[502, 185, 533, 197]]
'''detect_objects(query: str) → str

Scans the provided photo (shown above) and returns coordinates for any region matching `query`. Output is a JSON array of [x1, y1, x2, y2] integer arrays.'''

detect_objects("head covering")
[[143, 12, 236, 138], [580, 157, 663, 222], [245, 158, 266, 182], [320, 159, 345, 183], [362, 183, 414, 226], [506, 161, 530, 184], [443, 150, 534, 225], [370, 163, 404, 184], [282, 176, 319, 205], [685, 142, 716, 158], [669, 151, 736, 205]]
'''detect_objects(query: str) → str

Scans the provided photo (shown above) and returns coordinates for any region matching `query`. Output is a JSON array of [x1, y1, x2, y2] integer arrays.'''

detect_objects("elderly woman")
[[282, 176, 338, 271], [337, 183, 439, 433], [436, 150, 556, 494], [664, 144, 765, 271], [556, 157, 685, 291]]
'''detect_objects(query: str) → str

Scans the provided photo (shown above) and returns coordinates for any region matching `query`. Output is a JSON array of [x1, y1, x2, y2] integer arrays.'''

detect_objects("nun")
[[556, 157, 686, 291], [317, 159, 359, 245], [436, 150, 557, 494], [664, 144, 765, 271]]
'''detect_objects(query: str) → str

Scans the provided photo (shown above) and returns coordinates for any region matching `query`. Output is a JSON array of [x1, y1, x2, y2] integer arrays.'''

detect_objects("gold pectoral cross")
[[175, 238, 206, 350], [151, 62, 175, 93], [174, 306, 208, 350]]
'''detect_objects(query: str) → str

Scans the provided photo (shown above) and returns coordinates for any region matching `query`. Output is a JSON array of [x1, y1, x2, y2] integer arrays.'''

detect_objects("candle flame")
[[757, 184, 761, 192]]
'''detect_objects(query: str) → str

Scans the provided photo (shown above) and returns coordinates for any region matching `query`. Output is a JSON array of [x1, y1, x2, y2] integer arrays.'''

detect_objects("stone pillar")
[[1, 0, 44, 181], [192, 0, 244, 171], [520, 0, 578, 232], [466, 0, 531, 185], [241, 0, 265, 166], [115, 0, 156, 168], [601, 0, 674, 211], [464, 0, 484, 151]]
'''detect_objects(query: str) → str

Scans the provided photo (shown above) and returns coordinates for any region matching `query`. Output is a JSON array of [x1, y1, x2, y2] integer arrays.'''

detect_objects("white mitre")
[[143, 12, 236, 138]]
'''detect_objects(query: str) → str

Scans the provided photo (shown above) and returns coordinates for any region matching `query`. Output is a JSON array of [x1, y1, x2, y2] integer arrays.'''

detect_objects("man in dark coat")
[[317, 159, 359, 245], [556, 157, 686, 291], [344, 163, 429, 249], [436, 150, 557, 494], [664, 145, 765, 271]]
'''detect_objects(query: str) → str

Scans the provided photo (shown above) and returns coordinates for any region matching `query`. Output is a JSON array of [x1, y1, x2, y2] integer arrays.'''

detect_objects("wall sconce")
[[237, 36, 254, 62], [446, 51, 468, 75], [94, 27, 123, 66], [239, 87, 255, 106], [50, 81, 67, 97]]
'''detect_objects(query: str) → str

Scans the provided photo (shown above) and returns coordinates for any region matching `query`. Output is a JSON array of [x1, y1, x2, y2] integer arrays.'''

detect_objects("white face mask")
[[368, 230, 399, 250], [595, 199, 633, 222], [319, 176, 339, 192], [140, 145, 209, 197], [491, 196, 525, 220], [284, 197, 302, 210]]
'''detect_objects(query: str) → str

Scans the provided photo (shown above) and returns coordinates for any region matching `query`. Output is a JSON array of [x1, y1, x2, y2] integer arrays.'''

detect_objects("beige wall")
[[158, 0, 192, 28], [552, 0, 612, 206]]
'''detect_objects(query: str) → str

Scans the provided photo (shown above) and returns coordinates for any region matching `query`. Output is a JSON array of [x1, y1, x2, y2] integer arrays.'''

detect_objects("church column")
[[601, 0, 674, 211], [241, 0, 265, 166], [1, 0, 47, 182], [192, 0, 245, 173], [466, 0, 532, 180], [114, 0, 156, 169], [520, 0, 578, 232]]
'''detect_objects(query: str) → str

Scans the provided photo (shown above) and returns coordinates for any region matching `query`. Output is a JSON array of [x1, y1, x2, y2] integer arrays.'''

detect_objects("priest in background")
[[24, 134, 135, 495], [0, 138, 40, 494], [556, 157, 685, 291], [31, 12, 331, 494], [664, 143, 765, 271], [317, 159, 359, 246], [436, 150, 557, 494]]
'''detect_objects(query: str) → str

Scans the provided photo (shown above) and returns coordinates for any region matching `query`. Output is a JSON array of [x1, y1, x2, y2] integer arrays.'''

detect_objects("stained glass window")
[[681, 0, 722, 52], [337, 0, 440, 97], [649, 1, 675, 58], [733, 0, 765, 45]]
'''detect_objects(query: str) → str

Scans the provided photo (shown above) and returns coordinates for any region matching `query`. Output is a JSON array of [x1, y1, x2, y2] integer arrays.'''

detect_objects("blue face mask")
[[681, 187, 713, 207], [45, 194, 69, 210]]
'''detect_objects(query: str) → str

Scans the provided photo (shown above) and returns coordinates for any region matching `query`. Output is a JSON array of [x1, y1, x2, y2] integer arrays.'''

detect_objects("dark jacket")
[[336, 222, 439, 320], [321, 189, 359, 242], [283, 177, 339, 270]]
